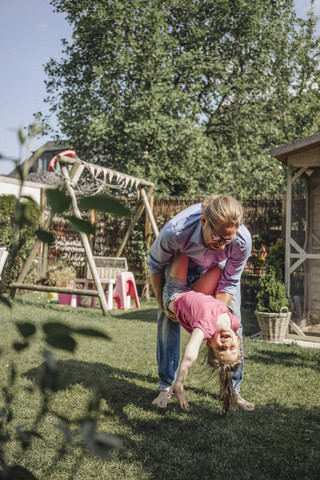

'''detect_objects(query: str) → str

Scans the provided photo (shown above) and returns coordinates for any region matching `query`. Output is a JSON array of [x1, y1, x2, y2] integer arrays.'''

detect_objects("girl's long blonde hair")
[[205, 346, 241, 414]]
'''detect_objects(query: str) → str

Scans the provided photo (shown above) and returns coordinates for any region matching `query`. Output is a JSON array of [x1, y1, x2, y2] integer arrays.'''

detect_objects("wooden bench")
[[77, 257, 129, 310]]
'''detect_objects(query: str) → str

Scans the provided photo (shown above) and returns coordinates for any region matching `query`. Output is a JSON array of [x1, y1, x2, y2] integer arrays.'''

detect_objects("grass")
[[0, 292, 319, 480]]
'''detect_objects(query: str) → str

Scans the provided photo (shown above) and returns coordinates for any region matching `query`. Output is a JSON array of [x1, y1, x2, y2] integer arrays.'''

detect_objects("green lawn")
[[0, 293, 319, 480]]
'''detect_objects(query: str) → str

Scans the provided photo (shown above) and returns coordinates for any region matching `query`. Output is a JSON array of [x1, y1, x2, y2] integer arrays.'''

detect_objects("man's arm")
[[147, 228, 179, 321], [149, 272, 164, 308], [150, 272, 177, 321], [168, 328, 204, 409], [215, 291, 233, 306], [216, 225, 252, 296]]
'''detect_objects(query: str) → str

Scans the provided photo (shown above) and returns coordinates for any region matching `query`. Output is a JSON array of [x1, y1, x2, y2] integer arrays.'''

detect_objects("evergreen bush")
[[266, 237, 285, 281], [256, 267, 289, 313]]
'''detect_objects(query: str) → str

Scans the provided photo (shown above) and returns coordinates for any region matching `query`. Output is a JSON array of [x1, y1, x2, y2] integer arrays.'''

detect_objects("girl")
[[163, 252, 242, 413]]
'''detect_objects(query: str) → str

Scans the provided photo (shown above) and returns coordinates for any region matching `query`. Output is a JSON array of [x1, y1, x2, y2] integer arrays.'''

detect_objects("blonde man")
[[147, 195, 254, 411]]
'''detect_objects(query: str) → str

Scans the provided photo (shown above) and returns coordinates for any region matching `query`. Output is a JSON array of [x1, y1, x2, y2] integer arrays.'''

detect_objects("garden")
[[2, 1, 320, 477], [0, 291, 319, 480], [0, 149, 319, 479]]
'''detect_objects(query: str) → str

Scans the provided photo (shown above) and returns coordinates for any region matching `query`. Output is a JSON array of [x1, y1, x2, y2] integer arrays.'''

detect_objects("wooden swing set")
[[11, 151, 159, 315]]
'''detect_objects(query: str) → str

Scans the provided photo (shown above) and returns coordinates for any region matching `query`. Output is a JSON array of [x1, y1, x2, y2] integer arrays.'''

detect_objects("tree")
[[42, 0, 320, 197]]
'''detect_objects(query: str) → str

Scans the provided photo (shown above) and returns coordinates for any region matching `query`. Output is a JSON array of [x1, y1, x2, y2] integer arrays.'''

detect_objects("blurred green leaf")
[[9, 364, 16, 381], [14, 164, 25, 184], [88, 434, 121, 461], [16, 322, 36, 338], [17, 127, 26, 145], [80, 419, 121, 461], [15, 203, 30, 229], [16, 425, 43, 443], [43, 322, 72, 336], [20, 195, 38, 206], [78, 195, 131, 217], [66, 216, 94, 235], [1, 465, 38, 479], [31, 146, 45, 161], [46, 187, 71, 214], [43, 349, 58, 374], [45, 334, 76, 352], [74, 328, 111, 340], [13, 342, 29, 352], [55, 423, 73, 443], [35, 229, 55, 245], [81, 419, 96, 438]]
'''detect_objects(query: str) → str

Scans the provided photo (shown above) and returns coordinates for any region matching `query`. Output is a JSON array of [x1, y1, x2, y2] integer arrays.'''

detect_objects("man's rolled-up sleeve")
[[217, 234, 252, 295], [146, 227, 178, 274]]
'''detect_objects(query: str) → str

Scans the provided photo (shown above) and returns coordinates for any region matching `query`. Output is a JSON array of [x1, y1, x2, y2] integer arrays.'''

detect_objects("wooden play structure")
[[11, 151, 159, 315], [0, 248, 9, 281], [271, 132, 320, 343]]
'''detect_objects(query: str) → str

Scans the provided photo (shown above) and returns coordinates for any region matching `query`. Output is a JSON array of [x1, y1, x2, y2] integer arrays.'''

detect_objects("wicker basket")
[[254, 307, 291, 341]]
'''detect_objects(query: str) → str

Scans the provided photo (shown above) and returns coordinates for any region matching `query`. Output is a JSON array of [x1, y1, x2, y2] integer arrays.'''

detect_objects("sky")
[[0, 0, 73, 175], [0, 0, 319, 176]]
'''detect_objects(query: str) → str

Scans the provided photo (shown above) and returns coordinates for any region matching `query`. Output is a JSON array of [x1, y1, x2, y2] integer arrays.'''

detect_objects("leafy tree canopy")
[[43, 0, 320, 198]]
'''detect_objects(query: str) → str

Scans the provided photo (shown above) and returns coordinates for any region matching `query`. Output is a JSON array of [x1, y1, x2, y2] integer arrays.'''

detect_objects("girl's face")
[[210, 328, 241, 363]]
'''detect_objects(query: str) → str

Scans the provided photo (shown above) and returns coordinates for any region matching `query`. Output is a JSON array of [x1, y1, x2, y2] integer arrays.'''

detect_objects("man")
[[147, 194, 254, 411]]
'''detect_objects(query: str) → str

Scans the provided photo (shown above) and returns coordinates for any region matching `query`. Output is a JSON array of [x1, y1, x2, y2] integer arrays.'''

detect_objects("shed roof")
[[270, 131, 320, 165]]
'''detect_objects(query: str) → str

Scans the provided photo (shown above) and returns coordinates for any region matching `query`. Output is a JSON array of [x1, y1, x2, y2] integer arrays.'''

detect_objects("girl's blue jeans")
[[156, 265, 244, 395]]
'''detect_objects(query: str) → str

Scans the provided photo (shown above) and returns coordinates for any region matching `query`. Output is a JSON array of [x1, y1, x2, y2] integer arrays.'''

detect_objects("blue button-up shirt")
[[146, 203, 252, 295]]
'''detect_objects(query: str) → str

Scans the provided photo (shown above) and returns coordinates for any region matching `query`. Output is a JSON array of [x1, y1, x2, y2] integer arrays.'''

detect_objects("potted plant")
[[254, 239, 291, 340], [48, 263, 80, 306]]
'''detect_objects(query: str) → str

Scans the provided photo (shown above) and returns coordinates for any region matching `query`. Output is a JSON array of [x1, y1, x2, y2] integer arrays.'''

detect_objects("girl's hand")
[[169, 381, 189, 409]]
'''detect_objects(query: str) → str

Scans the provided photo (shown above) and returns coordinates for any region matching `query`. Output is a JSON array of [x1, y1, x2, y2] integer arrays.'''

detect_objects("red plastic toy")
[[48, 150, 76, 171]]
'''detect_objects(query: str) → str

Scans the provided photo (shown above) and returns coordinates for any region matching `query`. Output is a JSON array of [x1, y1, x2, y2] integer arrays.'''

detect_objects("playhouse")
[[271, 132, 320, 342]]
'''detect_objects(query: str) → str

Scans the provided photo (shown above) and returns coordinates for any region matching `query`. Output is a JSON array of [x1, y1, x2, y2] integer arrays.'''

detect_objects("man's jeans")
[[156, 266, 243, 395]]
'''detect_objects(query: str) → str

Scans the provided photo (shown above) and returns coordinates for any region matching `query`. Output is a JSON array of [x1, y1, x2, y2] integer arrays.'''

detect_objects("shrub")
[[266, 237, 285, 281], [256, 267, 289, 312], [48, 263, 76, 288], [0, 194, 41, 286]]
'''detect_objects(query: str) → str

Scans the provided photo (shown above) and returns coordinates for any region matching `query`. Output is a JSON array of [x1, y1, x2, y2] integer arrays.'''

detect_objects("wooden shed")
[[271, 132, 320, 335]]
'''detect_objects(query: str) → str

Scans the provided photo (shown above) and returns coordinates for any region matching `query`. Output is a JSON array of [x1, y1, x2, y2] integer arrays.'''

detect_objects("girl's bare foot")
[[152, 391, 170, 408], [236, 395, 255, 411]]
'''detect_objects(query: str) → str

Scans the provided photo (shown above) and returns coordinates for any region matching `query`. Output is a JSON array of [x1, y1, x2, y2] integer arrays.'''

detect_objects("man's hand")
[[150, 272, 179, 321], [169, 381, 189, 409], [163, 308, 178, 321], [215, 291, 233, 306]]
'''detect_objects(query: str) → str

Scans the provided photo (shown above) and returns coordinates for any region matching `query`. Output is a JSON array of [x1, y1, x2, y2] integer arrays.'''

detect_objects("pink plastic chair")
[[113, 272, 140, 310]]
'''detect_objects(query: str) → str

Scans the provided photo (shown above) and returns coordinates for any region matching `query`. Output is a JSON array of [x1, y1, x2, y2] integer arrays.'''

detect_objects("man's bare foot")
[[236, 395, 255, 412], [152, 391, 170, 408]]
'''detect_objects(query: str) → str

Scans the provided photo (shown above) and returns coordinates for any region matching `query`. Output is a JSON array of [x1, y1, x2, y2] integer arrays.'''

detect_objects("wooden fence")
[[46, 196, 285, 304], [148, 196, 285, 245]]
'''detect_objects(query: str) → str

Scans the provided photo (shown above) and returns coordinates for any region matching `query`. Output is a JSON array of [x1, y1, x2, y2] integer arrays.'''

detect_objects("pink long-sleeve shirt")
[[173, 290, 240, 340]]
